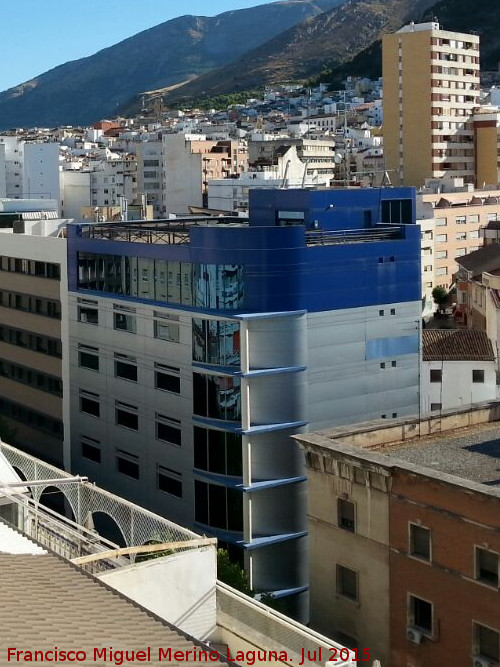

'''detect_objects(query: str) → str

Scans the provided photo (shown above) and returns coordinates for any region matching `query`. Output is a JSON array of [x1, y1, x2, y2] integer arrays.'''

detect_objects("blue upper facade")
[[67, 187, 421, 314]]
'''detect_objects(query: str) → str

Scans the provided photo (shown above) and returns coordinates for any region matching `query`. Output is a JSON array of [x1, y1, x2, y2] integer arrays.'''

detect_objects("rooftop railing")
[[216, 582, 356, 666], [0, 442, 207, 573], [306, 226, 402, 246], [80, 217, 247, 244]]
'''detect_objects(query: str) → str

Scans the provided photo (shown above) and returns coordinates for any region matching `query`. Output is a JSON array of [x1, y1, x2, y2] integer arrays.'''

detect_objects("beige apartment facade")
[[383, 22, 480, 187], [417, 185, 500, 291], [0, 214, 69, 467]]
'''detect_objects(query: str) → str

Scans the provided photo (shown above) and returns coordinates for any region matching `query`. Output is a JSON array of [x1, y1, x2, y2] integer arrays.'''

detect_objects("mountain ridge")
[[162, 0, 437, 105], [0, 0, 343, 129]]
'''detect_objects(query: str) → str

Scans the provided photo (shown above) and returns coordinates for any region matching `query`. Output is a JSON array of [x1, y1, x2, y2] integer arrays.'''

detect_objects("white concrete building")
[[0, 137, 61, 208], [207, 145, 330, 212], [60, 170, 91, 220], [89, 157, 137, 208], [421, 329, 497, 414], [135, 139, 163, 217]]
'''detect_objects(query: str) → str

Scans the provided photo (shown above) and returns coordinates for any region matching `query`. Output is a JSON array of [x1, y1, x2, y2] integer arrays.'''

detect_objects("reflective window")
[[115, 401, 139, 431], [155, 364, 180, 393], [192, 319, 240, 366], [77, 298, 98, 325], [157, 465, 182, 498], [194, 480, 243, 531], [113, 304, 136, 333], [156, 414, 181, 446], [153, 311, 179, 342], [194, 427, 242, 476], [77, 253, 243, 310], [114, 353, 137, 382], [78, 344, 99, 371], [116, 450, 139, 479], [79, 390, 100, 418], [193, 373, 241, 422], [0, 359, 62, 397], [81, 436, 101, 463]]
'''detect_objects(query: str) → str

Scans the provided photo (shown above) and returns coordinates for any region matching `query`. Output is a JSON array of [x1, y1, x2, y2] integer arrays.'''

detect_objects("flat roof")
[[381, 421, 500, 487]]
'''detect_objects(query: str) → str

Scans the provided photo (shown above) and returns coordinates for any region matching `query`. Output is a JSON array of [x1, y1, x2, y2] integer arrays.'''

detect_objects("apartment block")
[[297, 408, 500, 666], [0, 202, 69, 467], [417, 184, 500, 290], [66, 186, 421, 620], [383, 22, 481, 187], [162, 134, 247, 214], [0, 136, 60, 204], [135, 139, 163, 217]]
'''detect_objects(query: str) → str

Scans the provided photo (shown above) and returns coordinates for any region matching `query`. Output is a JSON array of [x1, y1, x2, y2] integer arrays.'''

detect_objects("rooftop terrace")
[[77, 217, 405, 247]]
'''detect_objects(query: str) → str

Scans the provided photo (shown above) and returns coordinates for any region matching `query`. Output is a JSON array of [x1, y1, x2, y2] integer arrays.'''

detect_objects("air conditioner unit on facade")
[[406, 627, 423, 644]]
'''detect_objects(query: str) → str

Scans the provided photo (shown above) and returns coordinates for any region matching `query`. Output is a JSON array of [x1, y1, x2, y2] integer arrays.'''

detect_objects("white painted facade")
[[99, 546, 216, 640], [135, 139, 163, 217], [0, 137, 60, 210], [60, 170, 91, 220], [0, 144, 6, 199], [89, 158, 137, 208], [421, 359, 498, 414]]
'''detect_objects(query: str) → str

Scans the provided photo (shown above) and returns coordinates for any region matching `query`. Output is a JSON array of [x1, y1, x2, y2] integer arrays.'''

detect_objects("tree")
[[432, 286, 448, 310], [217, 549, 252, 596]]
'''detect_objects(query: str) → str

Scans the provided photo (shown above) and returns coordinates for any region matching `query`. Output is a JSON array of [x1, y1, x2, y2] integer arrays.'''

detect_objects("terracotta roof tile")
[[422, 329, 495, 362]]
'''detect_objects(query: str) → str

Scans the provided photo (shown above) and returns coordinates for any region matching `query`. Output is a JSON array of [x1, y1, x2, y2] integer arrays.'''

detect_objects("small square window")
[[116, 450, 139, 479], [391, 360, 397, 368], [390, 308, 396, 315], [79, 391, 100, 418], [78, 346, 99, 371], [380, 362, 386, 369], [81, 437, 101, 463], [474, 622, 500, 663], [473, 369, 485, 383], [338, 499, 355, 532], [115, 402, 139, 431], [157, 465, 182, 498], [337, 564, 358, 601], [409, 595, 433, 635], [430, 402, 442, 411], [410, 524, 431, 561], [476, 547, 499, 586], [379, 310, 384, 317], [430, 369, 442, 383]]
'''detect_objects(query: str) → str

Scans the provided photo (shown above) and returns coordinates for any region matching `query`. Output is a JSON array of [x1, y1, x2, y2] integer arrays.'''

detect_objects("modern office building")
[[66, 187, 421, 618], [383, 22, 481, 187]]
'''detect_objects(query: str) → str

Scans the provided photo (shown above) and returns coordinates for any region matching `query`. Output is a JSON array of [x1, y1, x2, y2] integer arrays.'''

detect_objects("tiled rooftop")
[[0, 551, 227, 666], [422, 329, 495, 361]]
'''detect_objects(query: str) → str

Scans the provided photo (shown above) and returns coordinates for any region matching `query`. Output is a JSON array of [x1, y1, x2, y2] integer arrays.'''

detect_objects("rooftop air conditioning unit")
[[406, 627, 423, 644], [473, 658, 492, 667]]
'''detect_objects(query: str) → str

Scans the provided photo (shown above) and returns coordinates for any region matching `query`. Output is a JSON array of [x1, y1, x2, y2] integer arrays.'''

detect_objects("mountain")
[[0, 0, 344, 129], [162, 0, 437, 104], [323, 0, 500, 85]]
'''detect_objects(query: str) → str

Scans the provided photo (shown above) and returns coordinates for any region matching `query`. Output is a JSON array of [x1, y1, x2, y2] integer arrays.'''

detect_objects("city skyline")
[[0, 0, 276, 92]]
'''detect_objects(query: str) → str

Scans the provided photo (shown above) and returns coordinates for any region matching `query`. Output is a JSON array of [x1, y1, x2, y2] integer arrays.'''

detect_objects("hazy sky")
[[0, 0, 275, 92]]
